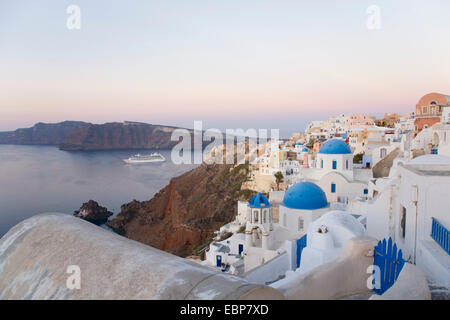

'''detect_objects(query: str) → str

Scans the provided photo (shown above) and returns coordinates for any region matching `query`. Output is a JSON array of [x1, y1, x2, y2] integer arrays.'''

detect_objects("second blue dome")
[[282, 182, 328, 210], [318, 139, 352, 154]]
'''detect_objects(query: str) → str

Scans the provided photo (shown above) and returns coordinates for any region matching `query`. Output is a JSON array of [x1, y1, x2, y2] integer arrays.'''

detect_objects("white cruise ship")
[[123, 152, 166, 164]]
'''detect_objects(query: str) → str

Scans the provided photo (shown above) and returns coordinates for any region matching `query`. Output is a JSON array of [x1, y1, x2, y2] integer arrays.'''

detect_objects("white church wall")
[[244, 247, 279, 272], [278, 206, 329, 240], [366, 187, 392, 241], [243, 252, 290, 285], [316, 172, 367, 204]]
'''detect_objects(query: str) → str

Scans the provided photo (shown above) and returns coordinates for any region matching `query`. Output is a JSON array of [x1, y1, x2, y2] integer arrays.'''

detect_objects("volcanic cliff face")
[[59, 122, 185, 151], [107, 163, 253, 257], [0, 121, 191, 150], [0, 121, 87, 145]]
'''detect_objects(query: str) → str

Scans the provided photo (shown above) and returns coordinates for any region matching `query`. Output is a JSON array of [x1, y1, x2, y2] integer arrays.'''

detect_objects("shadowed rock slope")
[[107, 163, 253, 257]]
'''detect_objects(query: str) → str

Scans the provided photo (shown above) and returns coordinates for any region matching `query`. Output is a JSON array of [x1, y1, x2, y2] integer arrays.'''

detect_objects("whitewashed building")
[[362, 155, 450, 287]]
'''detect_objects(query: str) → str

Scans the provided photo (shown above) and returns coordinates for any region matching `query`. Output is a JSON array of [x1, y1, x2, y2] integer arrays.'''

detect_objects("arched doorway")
[[433, 133, 440, 147]]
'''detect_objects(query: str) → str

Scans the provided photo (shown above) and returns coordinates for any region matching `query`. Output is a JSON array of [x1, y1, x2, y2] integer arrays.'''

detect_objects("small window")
[[331, 183, 336, 193], [321, 159, 324, 168], [346, 160, 349, 169], [298, 218, 304, 231], [253, 210, 259, 223], [332, 160, 337, 170], [423, 106, 428, 114], [400, 206, 406, 239], [364, 189, 368, 195]]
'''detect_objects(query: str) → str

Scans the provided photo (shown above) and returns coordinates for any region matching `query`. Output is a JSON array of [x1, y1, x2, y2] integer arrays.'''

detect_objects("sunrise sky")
[[1, 0, 449, 136]]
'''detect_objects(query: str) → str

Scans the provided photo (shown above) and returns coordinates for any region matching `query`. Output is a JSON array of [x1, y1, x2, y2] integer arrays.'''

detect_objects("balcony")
[[431, 218, 449, 255]]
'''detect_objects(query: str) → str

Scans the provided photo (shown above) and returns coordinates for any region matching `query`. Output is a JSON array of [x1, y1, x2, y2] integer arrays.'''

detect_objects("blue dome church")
[[300, 138, 370, 205], [279, 182, 330, 239], [316, 139, 353, 174]]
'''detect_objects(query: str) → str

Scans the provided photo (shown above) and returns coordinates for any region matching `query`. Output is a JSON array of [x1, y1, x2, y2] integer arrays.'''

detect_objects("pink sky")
[[1, 1, 449, 134]]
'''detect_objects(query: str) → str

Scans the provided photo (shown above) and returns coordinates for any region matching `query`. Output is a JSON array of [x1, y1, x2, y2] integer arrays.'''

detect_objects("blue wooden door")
[[296, 234, 307, 268], [372, 237, 405, 295], [216, 255, 222, 268], [238, 244, 244, 256]]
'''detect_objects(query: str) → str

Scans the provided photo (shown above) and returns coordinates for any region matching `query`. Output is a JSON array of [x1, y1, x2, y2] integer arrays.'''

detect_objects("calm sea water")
[[0, 145, 199, 237]]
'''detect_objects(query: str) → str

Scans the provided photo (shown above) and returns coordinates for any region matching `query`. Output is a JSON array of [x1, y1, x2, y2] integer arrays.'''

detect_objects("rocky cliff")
[[0, 121, 87, 145], [0, 121, 191, 150], [74, 200, 113, 225], [59, 121, 185, 151], [107, 163, 253, 257]]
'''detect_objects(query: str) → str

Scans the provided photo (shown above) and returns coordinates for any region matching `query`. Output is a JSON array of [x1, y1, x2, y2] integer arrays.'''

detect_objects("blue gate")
[[296, 234, 307, 268], [372, 237, 405, 295]]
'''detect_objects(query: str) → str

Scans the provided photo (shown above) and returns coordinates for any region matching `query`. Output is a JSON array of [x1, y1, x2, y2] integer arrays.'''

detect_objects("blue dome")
[[282, 182, 328, 210], [319, 139, 351, 154], [249, 193, 271, 208], [302, 147, 309, 152]]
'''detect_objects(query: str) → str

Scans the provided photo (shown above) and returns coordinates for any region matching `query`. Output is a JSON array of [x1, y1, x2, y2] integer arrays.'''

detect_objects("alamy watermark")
[[366, 264, 381, 290], [170, 121, 280, 165], [67, 5, 81, 30], [66, 265, 81, 290], [366, 5, 381, 30]]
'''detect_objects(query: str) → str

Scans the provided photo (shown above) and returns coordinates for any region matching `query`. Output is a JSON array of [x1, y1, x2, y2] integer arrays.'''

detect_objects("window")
[[321, 159, 323, 169], [380, 148, 387, 158], [364, 189, 368, 195], [400, 206, 406, 239], [423, 106, 428, 114], [298, 218, 304, 231], [332, 160, 337, 170], [263, 210, 267, 223], [346, 160, 349, 169], [331, 183, 336, 193], [253, 210, 259, 223]]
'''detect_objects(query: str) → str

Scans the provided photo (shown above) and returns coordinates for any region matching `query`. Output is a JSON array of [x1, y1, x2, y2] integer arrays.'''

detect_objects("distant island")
[[0, 121, 190, 151]]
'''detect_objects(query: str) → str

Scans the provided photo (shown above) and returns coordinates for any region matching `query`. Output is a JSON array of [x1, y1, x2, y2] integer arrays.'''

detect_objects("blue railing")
[[431, 218, 449, 255]]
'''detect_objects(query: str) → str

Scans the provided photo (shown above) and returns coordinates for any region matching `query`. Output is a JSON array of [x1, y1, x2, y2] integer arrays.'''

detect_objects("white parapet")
[[0, 213, 284, 300]]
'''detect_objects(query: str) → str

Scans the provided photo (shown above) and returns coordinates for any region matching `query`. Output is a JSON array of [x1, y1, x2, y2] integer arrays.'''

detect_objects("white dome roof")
[[307, 211, 365, 248], [409, 155, 450, 166]]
